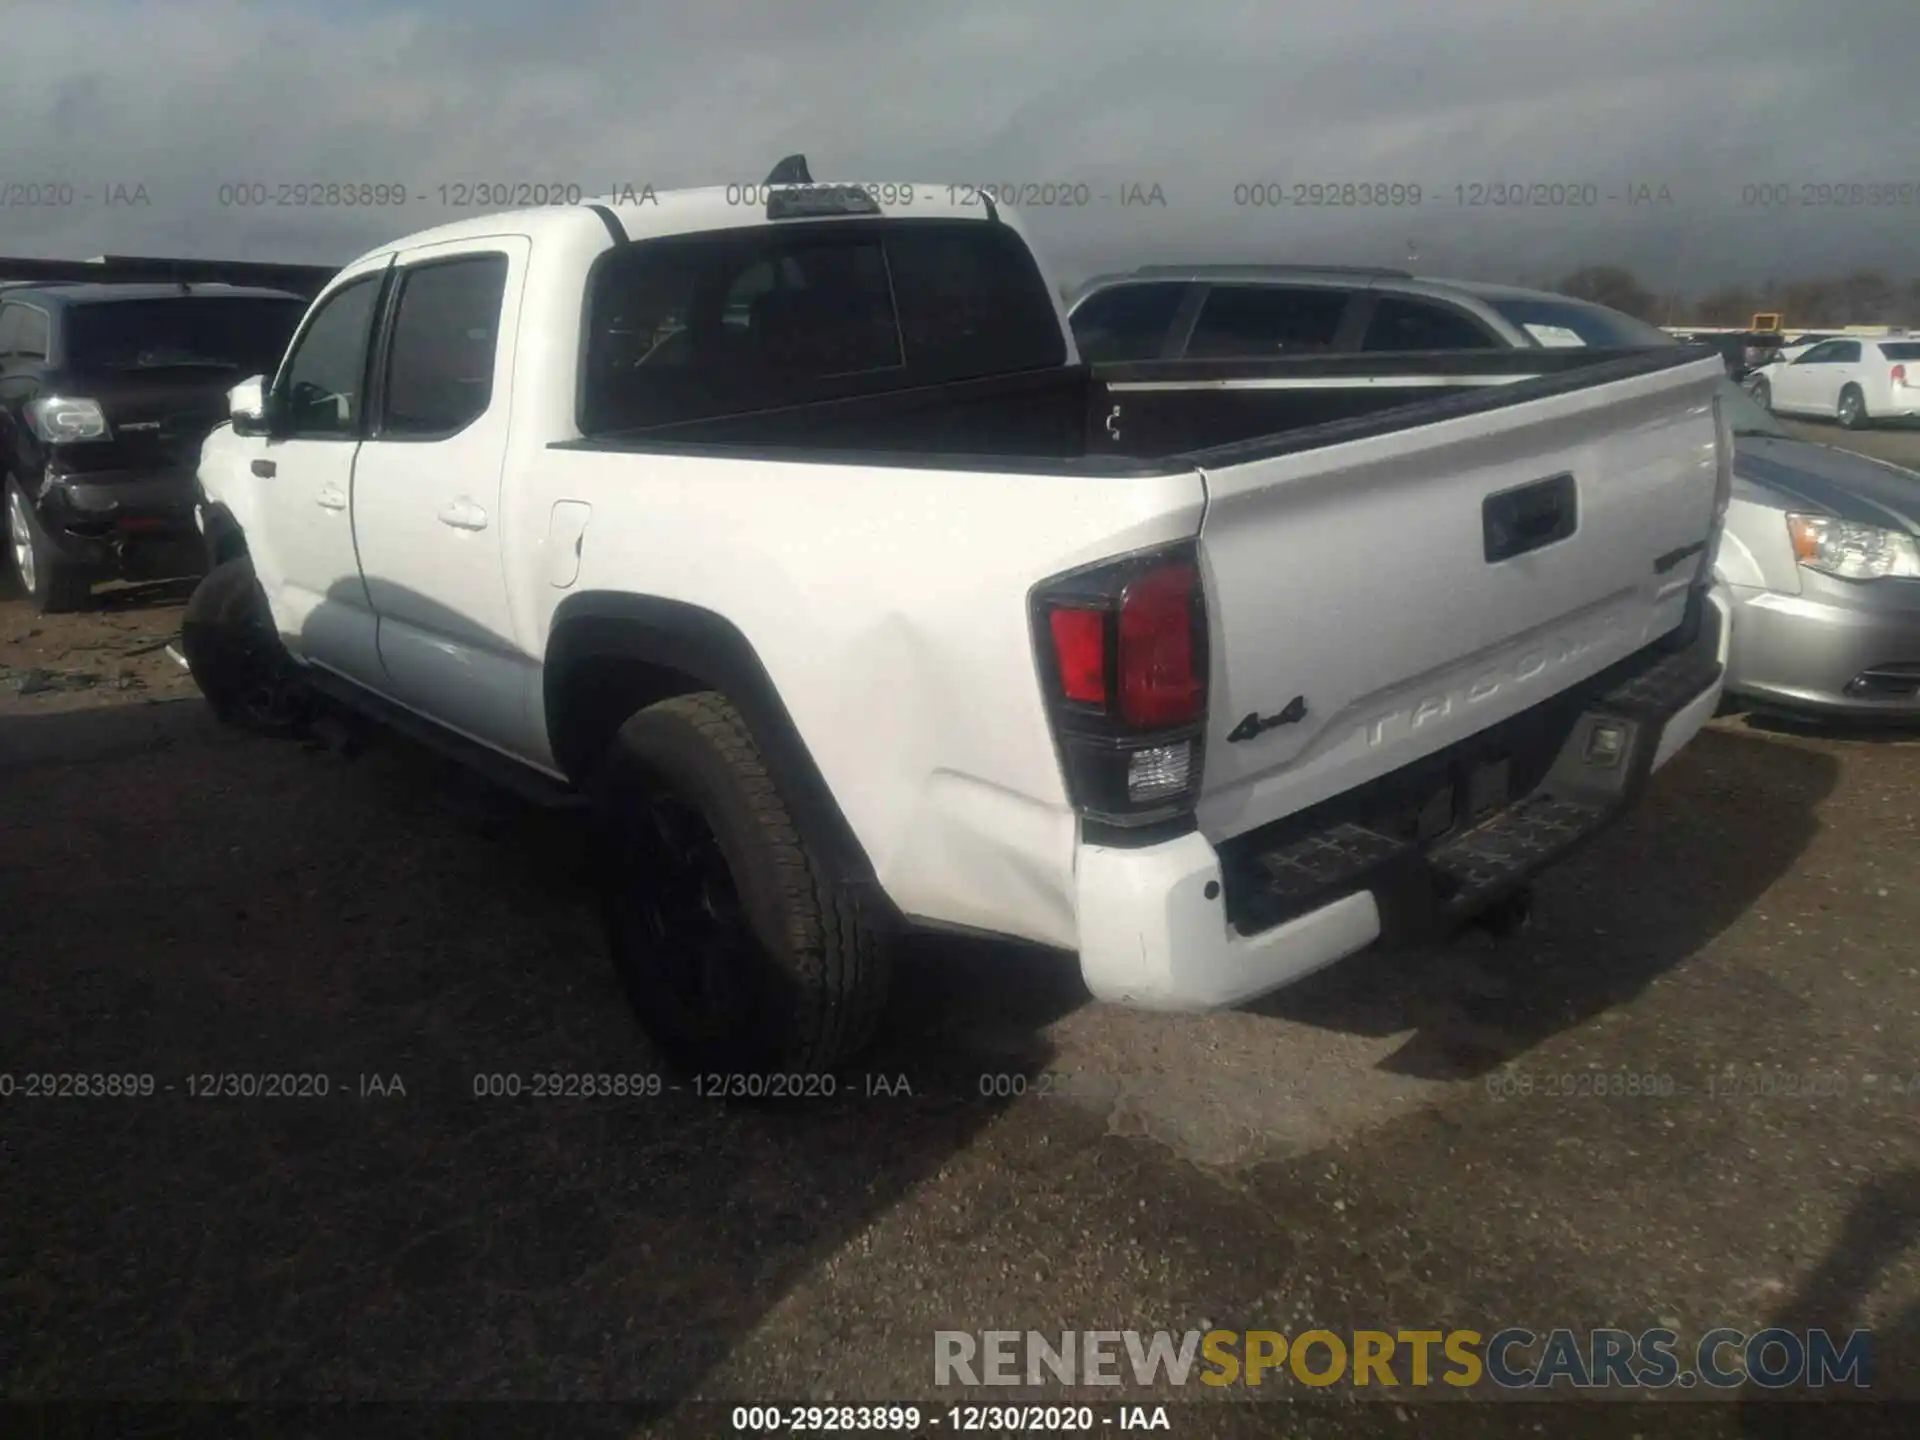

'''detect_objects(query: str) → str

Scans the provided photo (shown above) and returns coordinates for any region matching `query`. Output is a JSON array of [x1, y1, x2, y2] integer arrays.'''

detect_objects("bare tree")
[[1552, 265, 1660, 321], [1836, 271, 1895, 323], [1693, 286, 1758, 327]]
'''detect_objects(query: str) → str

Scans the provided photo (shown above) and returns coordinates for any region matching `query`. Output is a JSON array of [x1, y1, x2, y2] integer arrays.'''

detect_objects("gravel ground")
[[3, 480, 1918, 1436]]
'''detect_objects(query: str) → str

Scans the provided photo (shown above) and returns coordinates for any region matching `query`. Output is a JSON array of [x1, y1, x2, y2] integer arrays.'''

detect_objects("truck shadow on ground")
[[1251, 725, 1841, 1081], [0, 689, 1897, 1418], [0, 696, 1073, 1404]]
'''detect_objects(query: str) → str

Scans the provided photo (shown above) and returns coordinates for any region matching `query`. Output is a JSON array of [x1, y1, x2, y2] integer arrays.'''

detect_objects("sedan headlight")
[[1786, 513, 1920, 580], [24, 396, 111, 443]]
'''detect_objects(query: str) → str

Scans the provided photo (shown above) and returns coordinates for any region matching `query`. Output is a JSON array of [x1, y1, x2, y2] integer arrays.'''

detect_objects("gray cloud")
[[3, 0, 1915, 293]]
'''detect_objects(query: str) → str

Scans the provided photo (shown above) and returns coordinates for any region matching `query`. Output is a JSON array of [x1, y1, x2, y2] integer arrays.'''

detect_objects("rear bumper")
[[34, 467, 202, 570], [1874, 387, 1920, 419], [1725, 579, 1920, 717], [1074, 586, 1728, 1010]]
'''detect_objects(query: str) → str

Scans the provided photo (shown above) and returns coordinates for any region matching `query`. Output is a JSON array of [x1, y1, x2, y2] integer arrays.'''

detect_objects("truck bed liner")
[[554, 347, 1704, 471]]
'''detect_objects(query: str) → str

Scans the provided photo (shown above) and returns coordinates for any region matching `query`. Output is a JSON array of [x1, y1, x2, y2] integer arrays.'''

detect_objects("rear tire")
[[591, 691, 890, 1076], [179, 555, 311, 737], [5, 477, 92, 614], [1838, 384, 1868, 430]]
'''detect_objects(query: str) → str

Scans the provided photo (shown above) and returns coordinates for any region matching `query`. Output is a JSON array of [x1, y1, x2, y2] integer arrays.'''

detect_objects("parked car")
[[1716, 378, 1920, 718], [1, 282, 307, 611], [1067, 265, 1679, 361], [182, 172, 1730, 1073], [1667, 330, 1786, 382], [1747, 337, 1920, 430]]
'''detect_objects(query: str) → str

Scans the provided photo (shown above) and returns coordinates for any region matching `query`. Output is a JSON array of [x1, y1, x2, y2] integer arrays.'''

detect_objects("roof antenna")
[[765, 154, 812, 185]]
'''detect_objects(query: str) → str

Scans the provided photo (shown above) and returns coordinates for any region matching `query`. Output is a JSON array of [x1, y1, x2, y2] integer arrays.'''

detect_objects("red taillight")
[[1894, 364, 1909, 386], [1048, 607, 1108, 705], [1117, 563, 1203, 727], [1033, 543, 1210, 826]]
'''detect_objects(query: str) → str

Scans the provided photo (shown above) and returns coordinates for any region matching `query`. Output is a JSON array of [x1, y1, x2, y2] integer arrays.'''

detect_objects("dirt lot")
[[3, 446, 1918, 1433]]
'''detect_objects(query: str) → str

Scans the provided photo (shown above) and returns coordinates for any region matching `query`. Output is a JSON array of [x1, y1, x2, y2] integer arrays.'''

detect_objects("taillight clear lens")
[[1118, 563, 1203, 728], [1126, 741, 1194, 802]]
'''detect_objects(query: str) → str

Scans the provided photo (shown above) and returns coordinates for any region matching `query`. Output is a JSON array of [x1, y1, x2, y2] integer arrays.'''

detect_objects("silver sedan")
[[1715, 379, 1920, 719]]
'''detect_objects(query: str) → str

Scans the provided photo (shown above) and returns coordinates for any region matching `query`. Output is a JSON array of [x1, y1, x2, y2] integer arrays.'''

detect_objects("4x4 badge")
[[1227, 695, 1307, 742]]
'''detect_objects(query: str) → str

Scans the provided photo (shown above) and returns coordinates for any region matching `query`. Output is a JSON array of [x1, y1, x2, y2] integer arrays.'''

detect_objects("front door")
[[250, 262, 392, 682], [348, 237, 533, 758]]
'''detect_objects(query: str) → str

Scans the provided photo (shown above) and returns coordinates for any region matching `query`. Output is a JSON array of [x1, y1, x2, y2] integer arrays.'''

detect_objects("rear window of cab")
[[580, 220, 1068, 433]]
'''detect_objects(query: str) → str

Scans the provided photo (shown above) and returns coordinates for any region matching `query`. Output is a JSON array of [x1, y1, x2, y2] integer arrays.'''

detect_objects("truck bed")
[[553, 347, 1701, 470], [537, 341, 1727, 936]]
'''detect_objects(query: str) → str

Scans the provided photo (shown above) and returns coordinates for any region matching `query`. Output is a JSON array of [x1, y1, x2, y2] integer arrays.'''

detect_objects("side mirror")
[[229, 375, 270, 437]]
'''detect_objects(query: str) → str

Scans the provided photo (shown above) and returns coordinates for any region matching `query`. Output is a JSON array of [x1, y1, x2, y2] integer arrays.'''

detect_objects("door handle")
[[315, 486, 347, 511], [251, 459, 276, 478], [437, 499, 489, 531], [1483, 472, 1577, 563]]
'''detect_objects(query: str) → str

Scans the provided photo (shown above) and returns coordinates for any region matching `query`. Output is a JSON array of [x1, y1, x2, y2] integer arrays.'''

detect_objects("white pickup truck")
[[185, 165, 1733, 1074]]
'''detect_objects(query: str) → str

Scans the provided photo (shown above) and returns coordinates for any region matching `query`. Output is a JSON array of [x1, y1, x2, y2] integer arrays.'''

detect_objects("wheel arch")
[[544, 591, 880, 887], [200, 500, 250, 568]]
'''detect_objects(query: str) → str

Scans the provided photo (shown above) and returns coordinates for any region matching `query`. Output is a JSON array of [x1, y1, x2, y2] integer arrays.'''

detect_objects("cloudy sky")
[[2, 0, 1913, 295]]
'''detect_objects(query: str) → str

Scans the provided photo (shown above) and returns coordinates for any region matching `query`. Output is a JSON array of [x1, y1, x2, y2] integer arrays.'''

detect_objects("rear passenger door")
[[1357, 295, 1503, 352], [348, 237, 532, 756], [1179, 284, 1356, 358], [1815, 340, 1863, 413]]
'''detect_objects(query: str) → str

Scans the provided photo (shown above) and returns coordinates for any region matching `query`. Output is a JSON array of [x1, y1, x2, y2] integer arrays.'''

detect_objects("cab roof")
[[339, 183, 997, 272]]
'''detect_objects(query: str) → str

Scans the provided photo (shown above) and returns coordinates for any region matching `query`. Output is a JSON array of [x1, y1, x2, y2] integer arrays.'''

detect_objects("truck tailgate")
[[1193, 352, 1726, 842]]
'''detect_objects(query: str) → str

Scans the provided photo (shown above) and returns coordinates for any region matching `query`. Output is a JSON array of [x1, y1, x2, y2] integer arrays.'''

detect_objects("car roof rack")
[[0, 253, 339, 298]]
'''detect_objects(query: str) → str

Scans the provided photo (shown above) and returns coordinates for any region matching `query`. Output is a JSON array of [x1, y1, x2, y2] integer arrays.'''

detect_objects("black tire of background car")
[[4, 476, 93, 614], [178, 555, 311, 737], [1837, 384, 1868, 430], [1747, 376, 1771, 411], [591, 691, 890, 1077]]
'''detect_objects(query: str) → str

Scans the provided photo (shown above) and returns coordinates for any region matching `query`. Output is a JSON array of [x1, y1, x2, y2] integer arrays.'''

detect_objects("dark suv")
[[1, 283, 307, 612]]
